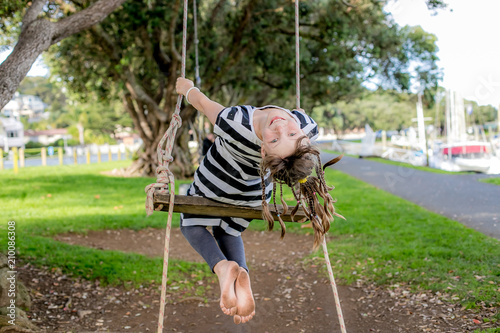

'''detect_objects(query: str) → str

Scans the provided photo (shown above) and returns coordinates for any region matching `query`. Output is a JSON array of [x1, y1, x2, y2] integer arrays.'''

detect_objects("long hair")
[[260, 136, 343, 248]]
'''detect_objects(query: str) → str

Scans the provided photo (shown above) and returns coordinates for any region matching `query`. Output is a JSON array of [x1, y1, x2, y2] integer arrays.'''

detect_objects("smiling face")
[[260, 109, 307, 158]]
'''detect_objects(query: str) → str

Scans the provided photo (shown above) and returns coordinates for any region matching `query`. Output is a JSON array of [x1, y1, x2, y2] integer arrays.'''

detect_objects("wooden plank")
[[154, 192, 307, 222]]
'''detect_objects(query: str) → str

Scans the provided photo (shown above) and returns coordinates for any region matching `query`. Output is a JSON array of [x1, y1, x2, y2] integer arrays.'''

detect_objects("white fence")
[[1, 143, 138, 171]]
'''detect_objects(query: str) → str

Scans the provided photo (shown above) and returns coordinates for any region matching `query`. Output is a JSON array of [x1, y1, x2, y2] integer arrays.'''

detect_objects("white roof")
[[0, 117, 24, 131], [3, 100, 20, 111]]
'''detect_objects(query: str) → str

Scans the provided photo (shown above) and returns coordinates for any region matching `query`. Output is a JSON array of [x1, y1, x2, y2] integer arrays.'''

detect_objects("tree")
[[43, 0, 442, 177], [17, 76, 67, 119], [312, 89, 419, 134], [0, 0, 127, 109]]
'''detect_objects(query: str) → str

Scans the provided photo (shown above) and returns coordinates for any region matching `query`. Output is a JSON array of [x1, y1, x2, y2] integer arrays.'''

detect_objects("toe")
[[233, 315, 242, 325], [241, 314, 254, 324], [229, 306, 237, 316]]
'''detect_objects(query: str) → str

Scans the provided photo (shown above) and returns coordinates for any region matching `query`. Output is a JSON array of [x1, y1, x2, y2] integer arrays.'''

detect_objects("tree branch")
[[153, 27, 171, 76], [125, 70, 168, 122], [169, 0, 182, 62], [0, 0, 126, 109], [341, 0, 357, 8], [52, 0, 127, 44], [21, 0, 45, 34], [253, 76, 285, 89], [209, 0, 226, 25], [123, 93, 154, 141]]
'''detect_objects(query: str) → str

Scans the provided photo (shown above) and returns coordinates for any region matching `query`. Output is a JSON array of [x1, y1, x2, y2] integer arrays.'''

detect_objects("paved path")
[[322, 153, 500, 240]]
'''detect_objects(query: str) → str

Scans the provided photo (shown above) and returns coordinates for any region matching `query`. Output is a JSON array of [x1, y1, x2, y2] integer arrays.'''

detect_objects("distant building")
[[2, 100, 20, 118], [114, 127, 142, 146], [24, 128, 69, 146], [0, 117, 24, 149], [1, 92, 48, 121]]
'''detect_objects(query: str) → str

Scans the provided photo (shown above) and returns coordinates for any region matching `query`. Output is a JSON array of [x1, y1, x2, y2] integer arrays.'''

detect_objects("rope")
[[322, 238, 347, 333], [295, 0, 300, 110], [193, 0, 205, 164], [144, 0, 188, 332], [193, 0, 201, 86], [295, 2, 346, 331]]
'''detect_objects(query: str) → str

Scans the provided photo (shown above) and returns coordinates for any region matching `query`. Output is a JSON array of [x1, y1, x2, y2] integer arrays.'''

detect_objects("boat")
[[430, 141, 497, 173], [428, 90, 500, 174]]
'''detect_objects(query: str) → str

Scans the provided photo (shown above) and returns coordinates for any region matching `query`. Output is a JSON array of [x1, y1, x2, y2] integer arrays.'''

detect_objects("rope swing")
[[146, 1, 347, 332], [144, 0, 188, 331], [294, 2, 347, 331]]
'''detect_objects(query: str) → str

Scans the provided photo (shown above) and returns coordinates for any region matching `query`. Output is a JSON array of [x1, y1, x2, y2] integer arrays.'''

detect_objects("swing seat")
[[153, 191, 307, 222]]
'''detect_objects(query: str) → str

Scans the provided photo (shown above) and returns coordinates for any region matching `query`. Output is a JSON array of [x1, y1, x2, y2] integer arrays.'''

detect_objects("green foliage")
[[425, 0, 448, 11], [61, 99, 131, 144], [312, 89, 419, 131], [53, 137, 80, 147], [400, 26, 442, 106], [0, 1, 24, 49], [24, 141, 44, 149], [16, 76, 132, 144], [2, 0, 443, 174], [464, 101, 498, 124], [473, 328, 500, 333], [45, 0, 442, 110], [18, 76, 60, 104]]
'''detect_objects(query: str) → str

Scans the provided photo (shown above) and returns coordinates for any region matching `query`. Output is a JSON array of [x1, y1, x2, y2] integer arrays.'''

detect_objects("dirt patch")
[[18, 228, 497, 332]]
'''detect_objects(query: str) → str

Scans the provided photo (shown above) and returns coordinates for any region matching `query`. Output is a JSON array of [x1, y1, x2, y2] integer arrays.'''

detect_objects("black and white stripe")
[[181, 105, 318, 236]]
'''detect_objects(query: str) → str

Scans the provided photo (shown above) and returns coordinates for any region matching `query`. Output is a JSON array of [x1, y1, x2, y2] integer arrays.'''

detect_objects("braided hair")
[[260, 136, 343, 249]]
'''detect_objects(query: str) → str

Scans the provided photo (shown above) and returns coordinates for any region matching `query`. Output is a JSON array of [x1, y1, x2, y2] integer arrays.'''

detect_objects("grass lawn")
[[480, 178, 500, 186], [323, 149, 474, 175], [364, 156, 474, 174], [0, 161, 498, 321]]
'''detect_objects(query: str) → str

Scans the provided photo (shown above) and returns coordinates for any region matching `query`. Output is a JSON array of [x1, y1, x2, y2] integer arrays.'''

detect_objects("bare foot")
[[213, 260, 239, 316], [234, 267, 255, 323]]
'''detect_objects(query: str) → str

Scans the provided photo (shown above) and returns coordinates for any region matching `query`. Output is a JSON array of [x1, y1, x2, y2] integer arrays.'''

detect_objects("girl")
[[175, 77, 341, 324]]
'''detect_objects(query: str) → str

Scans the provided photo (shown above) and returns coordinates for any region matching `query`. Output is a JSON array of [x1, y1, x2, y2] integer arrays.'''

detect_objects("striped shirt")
[[181, 105, 318, 236]]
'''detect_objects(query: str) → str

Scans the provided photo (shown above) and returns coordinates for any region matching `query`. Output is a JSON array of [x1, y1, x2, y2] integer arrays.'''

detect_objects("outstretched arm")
[[176, 77, 225, 125]]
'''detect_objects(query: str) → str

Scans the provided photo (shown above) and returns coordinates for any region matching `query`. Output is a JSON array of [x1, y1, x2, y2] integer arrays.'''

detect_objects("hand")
[[176, 77, 194, 96]]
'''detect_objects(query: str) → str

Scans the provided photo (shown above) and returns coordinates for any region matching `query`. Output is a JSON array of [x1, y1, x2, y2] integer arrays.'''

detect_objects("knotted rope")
[[144, 0, 188, 332], [295, 1, 346, 332]]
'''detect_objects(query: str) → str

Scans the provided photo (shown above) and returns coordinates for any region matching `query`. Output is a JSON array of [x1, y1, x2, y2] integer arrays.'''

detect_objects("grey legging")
[[180, 223, 248, 272]]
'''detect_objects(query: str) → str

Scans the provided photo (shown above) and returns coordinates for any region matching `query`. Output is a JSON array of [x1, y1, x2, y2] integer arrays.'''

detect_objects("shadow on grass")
[[1, 173, 157, 199], [19, 234, 212, 288], [13, 212, 176, 236]]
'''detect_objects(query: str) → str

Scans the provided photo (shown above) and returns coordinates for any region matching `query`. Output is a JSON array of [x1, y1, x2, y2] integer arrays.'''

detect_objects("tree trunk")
[[0, 0, 126, 109], [0, 254, 39, 332], [123, 91, 198, 178], [126, 125, 197, 179]]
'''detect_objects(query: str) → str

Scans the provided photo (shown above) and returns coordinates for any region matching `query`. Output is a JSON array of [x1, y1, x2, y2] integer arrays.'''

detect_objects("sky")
[[385, 0, 500, 107], [1, 0, 499, 108]]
